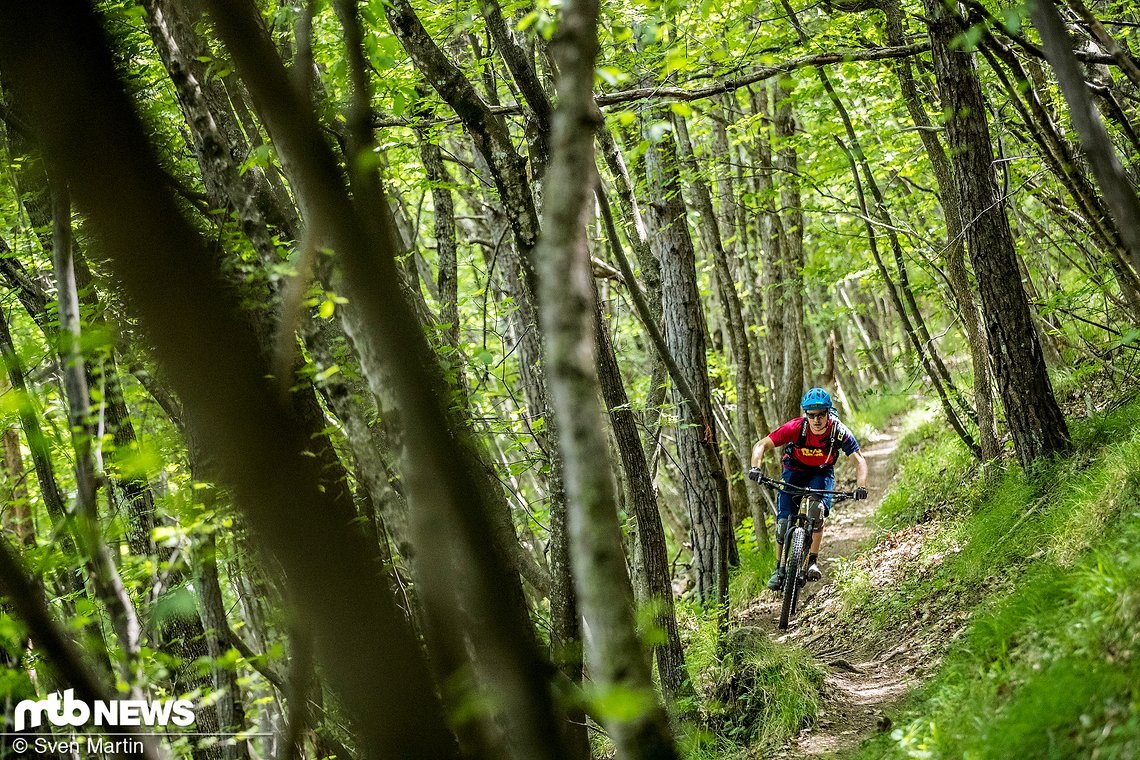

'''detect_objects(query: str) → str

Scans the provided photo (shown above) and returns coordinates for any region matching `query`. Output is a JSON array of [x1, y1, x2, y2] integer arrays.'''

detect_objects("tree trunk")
[[644, 120, 731, 615], [535, 3, 680, 750], [924, 0, 1072, 469], [747, 85, 788, 423], [195, 532, 250, 760], [774, 80, 807, 418], [593, 276, 691, 703], [674, 115, 768, 548]]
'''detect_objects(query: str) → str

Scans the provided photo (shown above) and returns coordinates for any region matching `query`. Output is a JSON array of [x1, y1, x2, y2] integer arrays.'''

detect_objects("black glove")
[[747, 467, 762, 482], [855, 487, 868, 501]]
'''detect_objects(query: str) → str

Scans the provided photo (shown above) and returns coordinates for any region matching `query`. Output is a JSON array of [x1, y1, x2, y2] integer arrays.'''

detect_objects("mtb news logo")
[[13, 689, 195, 732]]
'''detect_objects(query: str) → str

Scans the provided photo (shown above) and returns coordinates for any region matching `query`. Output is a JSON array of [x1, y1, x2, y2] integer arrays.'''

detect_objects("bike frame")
[[751, 472, 858, 629]]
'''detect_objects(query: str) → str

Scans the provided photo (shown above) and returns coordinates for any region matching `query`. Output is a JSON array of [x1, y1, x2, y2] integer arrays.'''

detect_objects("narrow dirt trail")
[[738, 426, 932, 758]]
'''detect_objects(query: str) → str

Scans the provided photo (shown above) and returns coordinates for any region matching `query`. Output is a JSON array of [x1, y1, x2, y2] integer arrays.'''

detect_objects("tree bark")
[[1031, 0, 1140, 280], [774, 80, 807, 419], [644, 120, 732, 615], [195, 532, 250, 760], [674, 114, 768, 548], [924, 0, 1072, 469], [593, 275, 692, 704], [535, 0, 680, 751]]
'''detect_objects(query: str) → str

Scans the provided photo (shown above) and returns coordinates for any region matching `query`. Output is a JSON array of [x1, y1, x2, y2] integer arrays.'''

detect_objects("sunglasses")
[[805, 411, 829, 420]]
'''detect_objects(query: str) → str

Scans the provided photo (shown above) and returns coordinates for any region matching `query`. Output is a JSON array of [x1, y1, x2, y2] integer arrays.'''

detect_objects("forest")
[[0, 0, 1138, 757]]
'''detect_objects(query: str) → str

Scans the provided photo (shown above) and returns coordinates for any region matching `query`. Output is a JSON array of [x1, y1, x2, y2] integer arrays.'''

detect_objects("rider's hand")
[[855, 486, 868, 501], [747, 467, 762, 482]]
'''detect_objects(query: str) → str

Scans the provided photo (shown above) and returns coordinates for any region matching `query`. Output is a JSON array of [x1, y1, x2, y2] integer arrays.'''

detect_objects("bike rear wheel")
[[779, 526, 805, 630]]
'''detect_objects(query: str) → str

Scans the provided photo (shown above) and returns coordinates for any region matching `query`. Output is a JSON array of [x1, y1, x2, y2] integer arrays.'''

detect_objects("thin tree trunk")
[[674, 115, 767, 548], [593, 283, 692, 704], [836, 285, 890, 385], [51, 180, 145, 682], [820, 71, 981, 457], [382, 13, 582, 741], [195, 532, 250, 760], [536, 2, 679, 749], [835, 136, 982, 458], [1032, 0, 1140, 280], [774, 80, 807, 418], [979, 35, 1140, 310], [819, 70, 976, 423]]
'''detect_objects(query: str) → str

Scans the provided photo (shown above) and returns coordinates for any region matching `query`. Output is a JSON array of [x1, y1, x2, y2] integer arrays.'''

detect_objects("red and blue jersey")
[[769, 414, 860, 471]]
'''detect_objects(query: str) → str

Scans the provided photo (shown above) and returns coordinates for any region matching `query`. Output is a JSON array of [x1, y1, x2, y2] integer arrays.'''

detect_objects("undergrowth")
[[679, 618, 824, 759], [839, 392, 1140, 759], [674, 520, 815, 758], [846, 386, 917, 442]]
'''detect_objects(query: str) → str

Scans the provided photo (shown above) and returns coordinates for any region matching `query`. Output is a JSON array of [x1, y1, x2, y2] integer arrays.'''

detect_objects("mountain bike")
[[748, 471, 858, 630]]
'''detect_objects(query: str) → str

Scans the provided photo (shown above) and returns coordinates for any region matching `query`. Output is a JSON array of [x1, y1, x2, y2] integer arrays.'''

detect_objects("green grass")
[[729, 518, 778, 608], [681, 624, 825, 758], [841, 393, 1140, 759], [675, 525, 817, 758], [846, 386, 919, 441]]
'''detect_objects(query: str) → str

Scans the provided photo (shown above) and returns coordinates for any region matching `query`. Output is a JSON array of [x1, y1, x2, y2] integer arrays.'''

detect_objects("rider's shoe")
[[806, 562, 823, 582], [767, 567, 785, 591]]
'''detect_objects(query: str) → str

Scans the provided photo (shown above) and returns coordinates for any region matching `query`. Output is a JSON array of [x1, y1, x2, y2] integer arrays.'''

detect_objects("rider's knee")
[[775, 518, 788, 544], [807, 499, 825, 533]]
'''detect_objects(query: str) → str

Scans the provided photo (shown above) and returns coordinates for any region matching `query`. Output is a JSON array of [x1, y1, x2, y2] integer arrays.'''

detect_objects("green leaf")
[[240, 144, 274, 176], [953, 23, 986, 52], [1000, 7, 1023, 34], [315, 364, 341, 382], [154, 587, 199, 627], [669, 102, 693, 118], [586, 683, 656, 723], [111, 443, 164, 480]]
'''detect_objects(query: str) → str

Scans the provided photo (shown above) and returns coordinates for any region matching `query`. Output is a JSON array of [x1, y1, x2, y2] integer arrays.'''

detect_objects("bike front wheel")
[[779, 526, 806, 630]]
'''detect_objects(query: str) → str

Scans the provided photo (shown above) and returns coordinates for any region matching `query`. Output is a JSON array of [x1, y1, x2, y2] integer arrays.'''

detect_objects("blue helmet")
[[801, 387, 833, 412]]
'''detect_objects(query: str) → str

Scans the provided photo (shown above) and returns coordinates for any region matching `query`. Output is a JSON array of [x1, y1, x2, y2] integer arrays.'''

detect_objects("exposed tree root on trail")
[[737, 426, 971, 757]]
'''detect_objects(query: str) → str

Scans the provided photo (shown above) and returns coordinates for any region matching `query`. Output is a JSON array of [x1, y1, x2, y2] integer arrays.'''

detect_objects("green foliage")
[[846, 386, 920, 442], [674, 535, 818, 757], [696, 626, 824, 752], [839, 395, 1140, 758], [729, 519, 777, 608]]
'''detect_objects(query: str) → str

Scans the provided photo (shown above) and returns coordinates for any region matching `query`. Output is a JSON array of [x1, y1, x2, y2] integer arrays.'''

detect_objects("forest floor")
[[737, 425, 969, 758]]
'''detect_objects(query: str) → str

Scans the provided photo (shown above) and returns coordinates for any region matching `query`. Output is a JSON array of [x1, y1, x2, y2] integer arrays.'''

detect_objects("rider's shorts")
[[776, 466, 834, 520]]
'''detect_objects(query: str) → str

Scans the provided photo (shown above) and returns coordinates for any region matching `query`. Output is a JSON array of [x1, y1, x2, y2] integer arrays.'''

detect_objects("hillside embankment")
[[734, 389, 1140, 759]]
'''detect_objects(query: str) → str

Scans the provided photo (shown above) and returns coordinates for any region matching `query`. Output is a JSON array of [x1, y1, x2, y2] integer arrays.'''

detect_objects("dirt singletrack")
[[738, 425, 941, 758]]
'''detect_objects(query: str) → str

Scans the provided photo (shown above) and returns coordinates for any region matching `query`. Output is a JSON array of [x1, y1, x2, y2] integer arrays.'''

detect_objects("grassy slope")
[[843, 392, 1140, 759]]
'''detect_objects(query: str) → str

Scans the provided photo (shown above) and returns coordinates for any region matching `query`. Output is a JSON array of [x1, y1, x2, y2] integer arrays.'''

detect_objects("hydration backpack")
[[793, 411, 841, 466]]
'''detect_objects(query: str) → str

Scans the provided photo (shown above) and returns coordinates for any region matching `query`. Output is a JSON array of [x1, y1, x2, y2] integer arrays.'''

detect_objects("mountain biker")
[[748, 387, 868, 590]]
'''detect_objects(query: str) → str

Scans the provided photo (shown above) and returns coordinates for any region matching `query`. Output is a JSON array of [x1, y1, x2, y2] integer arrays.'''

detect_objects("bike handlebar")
[[747, 469, 861, 499]]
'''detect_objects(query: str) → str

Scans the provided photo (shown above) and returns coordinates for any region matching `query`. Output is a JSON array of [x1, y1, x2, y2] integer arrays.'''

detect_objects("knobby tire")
[[779, 527, 805, 630]]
